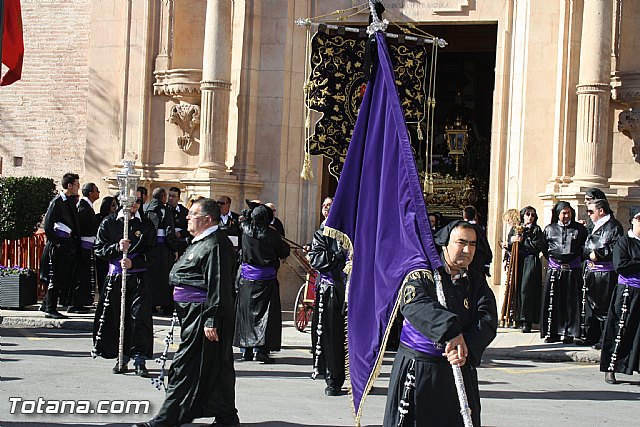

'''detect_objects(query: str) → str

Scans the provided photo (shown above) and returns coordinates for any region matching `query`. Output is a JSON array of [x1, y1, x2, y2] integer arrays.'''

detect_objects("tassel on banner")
[[300, 150, 314, 180]]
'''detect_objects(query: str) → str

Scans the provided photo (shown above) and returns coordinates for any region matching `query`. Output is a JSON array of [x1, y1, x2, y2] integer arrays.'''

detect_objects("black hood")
[[551, 201, 575, 224]]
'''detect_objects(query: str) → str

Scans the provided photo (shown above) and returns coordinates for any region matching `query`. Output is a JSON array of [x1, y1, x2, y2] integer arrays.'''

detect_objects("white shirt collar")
[[192, 225, 219, 243], [629, 229, 640, 240], [60, 191, 69, 201], [117, 209, 142, 220], [81, 196, 94, 207], [592, 214, 611, 233]]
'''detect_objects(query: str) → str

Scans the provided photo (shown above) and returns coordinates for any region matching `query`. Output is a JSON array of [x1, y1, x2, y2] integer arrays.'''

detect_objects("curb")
[[0, 316, 94, 331], [485, 346, 601, 364]]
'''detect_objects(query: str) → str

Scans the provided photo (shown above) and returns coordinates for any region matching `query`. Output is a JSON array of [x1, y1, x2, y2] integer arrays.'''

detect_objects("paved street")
[[1, 315, 640, 426]]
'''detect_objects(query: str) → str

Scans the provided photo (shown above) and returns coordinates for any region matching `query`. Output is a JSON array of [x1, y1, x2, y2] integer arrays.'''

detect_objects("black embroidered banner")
[[306, 28, 430, 178]]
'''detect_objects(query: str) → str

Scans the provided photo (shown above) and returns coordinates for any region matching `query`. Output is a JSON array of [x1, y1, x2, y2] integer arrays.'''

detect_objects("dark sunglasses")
[[217, 201, 229, 206], [587, 209, 594, 214]]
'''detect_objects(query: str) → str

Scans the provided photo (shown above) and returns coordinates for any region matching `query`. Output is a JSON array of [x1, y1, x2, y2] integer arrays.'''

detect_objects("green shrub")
[[0, 177, 57, 240]]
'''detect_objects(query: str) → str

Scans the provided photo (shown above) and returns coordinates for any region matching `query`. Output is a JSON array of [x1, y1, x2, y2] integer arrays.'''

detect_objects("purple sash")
[[173, 285, 207, 303], [80, 239, 93, 250], [586, 260, 615, 272], [55, 229, 71, 238], [619, 273, 640, 289], [318, 273, 335, 286], [240, 263, 277, 281], [108, 253, 145, 275], [548, 257, 581, 270], [157, 236, 166, 244], [399, 319, 444, 358]]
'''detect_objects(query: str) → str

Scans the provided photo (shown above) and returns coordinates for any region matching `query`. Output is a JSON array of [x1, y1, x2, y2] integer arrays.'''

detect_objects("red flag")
[[1, 0, 24, 86]]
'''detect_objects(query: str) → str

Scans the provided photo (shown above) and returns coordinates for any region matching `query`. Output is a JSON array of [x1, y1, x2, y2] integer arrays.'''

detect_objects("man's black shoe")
[[135, 364, 149, 377], [544, 336, 560, 343], [605, 372, 618, 384], [561, 335, 574, 344], [113, 362, 129, 374], [211, 414, 240, 426], [324, 386, 344, 396], [241, 350, 254, 361], [39, 304, 46, 312], [67, 306, 90, 314], [521, 322, 532, 333], [44, 311, 68, 319], [592, 342, 602, 350], [254, 352, 274, 364]]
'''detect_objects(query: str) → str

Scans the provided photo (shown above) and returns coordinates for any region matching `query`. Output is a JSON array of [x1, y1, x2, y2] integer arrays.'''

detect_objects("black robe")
[[383, 267, 498, 427], [152, 229, 239, 425], [600, 233, 640, 375], [581, 217, 623, 343], [308, 222, 346, 389], [74, 198, 100, 307], [541, 221, 588, 339], [40, 193, 80, 310], [170, 203, 191, 255], [92, 212, 156, 361], [234, 221, 290, 351], [505, 224, 544, 324], [145, 198, 178, 307]]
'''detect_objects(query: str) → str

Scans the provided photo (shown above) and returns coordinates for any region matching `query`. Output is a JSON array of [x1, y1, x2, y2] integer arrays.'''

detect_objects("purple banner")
[[173, 285, 207, 303], [548, 257, 581, 270], [80, 240, 93, 250], [324, 33, 441, 423], [619, 273, 640, 289], [240, 263, 277, 281]]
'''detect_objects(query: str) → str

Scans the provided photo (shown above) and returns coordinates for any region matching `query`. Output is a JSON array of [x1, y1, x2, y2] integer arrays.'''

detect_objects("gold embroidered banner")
[[306, 28, 430, 178]]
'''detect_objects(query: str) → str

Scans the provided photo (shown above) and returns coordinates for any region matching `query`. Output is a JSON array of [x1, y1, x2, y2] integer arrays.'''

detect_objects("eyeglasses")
[[217, 201, 229, 206]]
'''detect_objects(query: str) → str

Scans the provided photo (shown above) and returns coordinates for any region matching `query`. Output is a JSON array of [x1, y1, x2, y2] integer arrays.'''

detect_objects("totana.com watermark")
[[8, 397, 150, 415]]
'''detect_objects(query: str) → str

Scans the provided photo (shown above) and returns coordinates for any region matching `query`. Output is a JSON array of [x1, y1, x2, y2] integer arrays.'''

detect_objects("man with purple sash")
[[600, 208, 640, 384], [145, 187, 178, 316], [92, 198, 156, 376], [383, 221, 498, 427], [577, 198, 623, 347], [39, 172, 81, 319], [541, 201, 588, 343], [136, 198, 239, 427], [308, 197, 348, 396], [233, 204, 290, 364], [69, 182, 101, 313]]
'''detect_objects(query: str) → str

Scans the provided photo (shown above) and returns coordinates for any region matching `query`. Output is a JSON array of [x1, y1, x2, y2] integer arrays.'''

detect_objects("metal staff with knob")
[[115, 158, 140, 372]]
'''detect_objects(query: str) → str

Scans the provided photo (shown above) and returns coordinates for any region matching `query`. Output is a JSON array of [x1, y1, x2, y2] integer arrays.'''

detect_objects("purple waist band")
[[619, 273, 640, 289], [548, 257, 581, 270], [157, 236, 166, 244], [80, 240, 93, 250], [173, 285, 207, 303], [399, 319, 444, 358], [318, 273, 335, 286], [108, 253, 144, 275], [55, 230, 71, 238], [586, 260, 615, 272], [241, 263, 277, 281]]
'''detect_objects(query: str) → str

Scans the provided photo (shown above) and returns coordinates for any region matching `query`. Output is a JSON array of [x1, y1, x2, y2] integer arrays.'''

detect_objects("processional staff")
[[115, 158, 140, 373], [501, 209, 523, 328]]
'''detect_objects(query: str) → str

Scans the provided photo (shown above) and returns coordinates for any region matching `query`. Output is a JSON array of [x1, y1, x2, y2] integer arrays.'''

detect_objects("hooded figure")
[[540, 201, 588, 343], [233, 204, 290, 363], [503, 206, 545, 332]]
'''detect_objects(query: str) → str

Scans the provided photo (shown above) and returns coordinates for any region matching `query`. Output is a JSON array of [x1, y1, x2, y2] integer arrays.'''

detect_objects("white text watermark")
[[8, 397, 150, 415]]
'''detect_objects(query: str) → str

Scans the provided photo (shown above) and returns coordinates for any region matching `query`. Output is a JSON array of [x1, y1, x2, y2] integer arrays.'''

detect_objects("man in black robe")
[[218, 195, 241, 247], [40, 172, 81, 319], [577, 198, 623, 347], [265, 202, 286, 237], [92, 198, 156, 375], [69, 182, 101, 313], [167, 186, 191, 256], [541, 201, 588, 343], [234, 204, 290, 363], [600, 208, 640, 384], [308, 196, 347, 396], [503, 206, 544, 332], [146, 187, 178, 315], [135, 198, 240, 427], [384, 221, 498, 427]]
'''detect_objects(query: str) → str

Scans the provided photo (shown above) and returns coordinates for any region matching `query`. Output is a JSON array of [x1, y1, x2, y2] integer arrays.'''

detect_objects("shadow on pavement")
[[482, 389, 640, 401]]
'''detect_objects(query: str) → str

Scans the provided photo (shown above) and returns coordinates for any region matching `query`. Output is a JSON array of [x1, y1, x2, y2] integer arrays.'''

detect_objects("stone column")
[[572, 0, 613, 185], [197, 0, 233, 174]]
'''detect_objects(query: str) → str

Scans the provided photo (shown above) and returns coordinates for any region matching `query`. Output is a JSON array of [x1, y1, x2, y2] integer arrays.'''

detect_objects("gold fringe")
[[300, 151, 314, 180], [353, 268, 433, 426]]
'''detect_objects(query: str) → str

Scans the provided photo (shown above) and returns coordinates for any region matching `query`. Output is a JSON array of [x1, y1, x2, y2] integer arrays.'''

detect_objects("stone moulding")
[[618, 110, 640, 164], [168, 103, 200, 153], [153, 68, 202, 98]]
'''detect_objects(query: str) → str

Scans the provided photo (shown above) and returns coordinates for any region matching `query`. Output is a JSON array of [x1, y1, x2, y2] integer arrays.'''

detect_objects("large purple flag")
[[324, 33, 442, 425]]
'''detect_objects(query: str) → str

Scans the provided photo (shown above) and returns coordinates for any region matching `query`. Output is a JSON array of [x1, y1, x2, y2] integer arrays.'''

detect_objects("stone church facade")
[[1, 0, 639, 295]]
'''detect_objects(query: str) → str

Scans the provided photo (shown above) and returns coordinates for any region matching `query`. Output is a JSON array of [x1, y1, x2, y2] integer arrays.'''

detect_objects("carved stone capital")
[[618, 110, 640, 164], [611, 72, 640, 107], [576, 83, 611, 95], [201, 80, 232, 92], [168, 103, 200, 153], [154, 69, 203, 100]]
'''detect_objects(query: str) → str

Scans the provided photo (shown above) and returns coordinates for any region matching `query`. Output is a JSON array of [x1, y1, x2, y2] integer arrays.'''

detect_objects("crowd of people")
[[35, 172, 640, 426]]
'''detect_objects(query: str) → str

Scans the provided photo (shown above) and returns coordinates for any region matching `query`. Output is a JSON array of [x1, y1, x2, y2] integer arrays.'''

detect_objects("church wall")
[[0, 0, 90, 181]]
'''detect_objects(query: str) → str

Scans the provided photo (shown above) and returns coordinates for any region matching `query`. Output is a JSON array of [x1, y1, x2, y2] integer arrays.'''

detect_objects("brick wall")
[[0, 0, 90, 184]]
